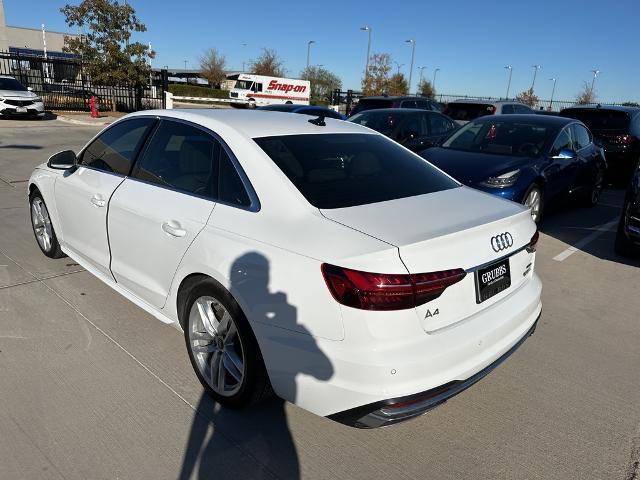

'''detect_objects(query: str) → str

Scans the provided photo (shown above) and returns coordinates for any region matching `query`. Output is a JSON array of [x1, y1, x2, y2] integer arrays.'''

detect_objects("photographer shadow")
[[178, 252, 334, 480]]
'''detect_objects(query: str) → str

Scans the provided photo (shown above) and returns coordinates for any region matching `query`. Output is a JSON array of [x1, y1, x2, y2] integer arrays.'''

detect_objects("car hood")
[[421, 147, 533, 185], [0, 89, 37, 99]]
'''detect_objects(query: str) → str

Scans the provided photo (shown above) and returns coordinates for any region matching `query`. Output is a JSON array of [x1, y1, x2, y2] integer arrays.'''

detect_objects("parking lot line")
[[552, 217, 619, 262]]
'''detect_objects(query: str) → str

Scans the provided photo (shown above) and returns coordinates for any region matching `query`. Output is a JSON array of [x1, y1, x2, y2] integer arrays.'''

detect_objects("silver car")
[[0, 75, 45, 119]]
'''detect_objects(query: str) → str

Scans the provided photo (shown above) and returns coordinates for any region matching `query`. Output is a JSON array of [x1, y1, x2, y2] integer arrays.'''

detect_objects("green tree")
[[417, 78, 436, 98], [199, 48, 227, 88], [361, 53, 392, 96], [300, 65, 342, 101], [387, 72, 408, 96], [249, 48, 286, 77], [61, 0, 153, 87], [576, 81, 596, 105], [515, 87, 539, 108]]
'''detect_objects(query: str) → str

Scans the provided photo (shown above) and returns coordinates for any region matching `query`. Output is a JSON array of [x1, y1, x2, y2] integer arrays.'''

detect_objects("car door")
[[107, 119, 219, 308], [543, 126, 580, 199], [53, 118, 156, 279], [571, 123, 599, 191]]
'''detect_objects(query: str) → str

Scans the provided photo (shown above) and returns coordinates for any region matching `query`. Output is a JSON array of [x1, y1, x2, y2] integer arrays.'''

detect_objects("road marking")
[[553, 217, 619, 262]]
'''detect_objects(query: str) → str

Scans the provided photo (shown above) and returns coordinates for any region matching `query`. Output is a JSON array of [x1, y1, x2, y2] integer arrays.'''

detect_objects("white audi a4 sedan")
[[28, 109, 542, 428]]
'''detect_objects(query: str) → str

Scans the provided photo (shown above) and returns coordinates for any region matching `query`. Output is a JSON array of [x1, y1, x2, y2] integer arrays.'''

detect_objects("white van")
[[230, 74, 310, 108]]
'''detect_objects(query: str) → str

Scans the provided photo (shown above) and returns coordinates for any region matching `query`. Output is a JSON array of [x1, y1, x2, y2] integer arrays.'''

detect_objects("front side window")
[[80, 118, 155, 175], [571, 124, 592, 150], [234, 80, 253, 90], [501, 105, 515, 114], [429, 113, 455, 135], [551, 127, 573, 155], [254, 133, 458, 209], [133, 120, 218, 198]]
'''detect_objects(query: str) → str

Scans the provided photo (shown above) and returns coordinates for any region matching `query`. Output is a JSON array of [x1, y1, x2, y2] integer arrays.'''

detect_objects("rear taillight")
[[321, 264, 466, 311], [527, 230, 539, 253]]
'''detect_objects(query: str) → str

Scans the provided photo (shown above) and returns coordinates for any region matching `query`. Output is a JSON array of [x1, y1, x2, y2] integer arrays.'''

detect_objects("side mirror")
[[551, 149, 576, 160], [47, 150, 77, 170]]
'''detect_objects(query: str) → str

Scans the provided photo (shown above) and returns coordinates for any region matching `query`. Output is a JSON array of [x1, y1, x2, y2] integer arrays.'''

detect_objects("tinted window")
[[572, 124, 592, 150], [254, 133, 458, 209], [133, 120, 218, 198], [514, 104, 532, 114], [442, 119, 553, 158], [560, 109, 631, 131], [397, 115, 427, 141], [218, 148, 251, 207], [349, 99, 394, 116], [0, 77, 27, 91], [501, 105, 515, 114], [443, 103, 496, 121], [416, 100, 433, 110], [429, 113, 455, 135], [348, 110, 404, 135], [401, 100, 418, 109], [551, 127, 573, 155], [80, 118, 154, 175]]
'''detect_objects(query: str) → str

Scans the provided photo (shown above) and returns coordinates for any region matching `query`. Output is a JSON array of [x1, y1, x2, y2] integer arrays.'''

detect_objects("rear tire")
[[29, 190, 64, 259], [522, 184, 544, 224], [615, 201, 639, 257], [181, 277, 272, 408]]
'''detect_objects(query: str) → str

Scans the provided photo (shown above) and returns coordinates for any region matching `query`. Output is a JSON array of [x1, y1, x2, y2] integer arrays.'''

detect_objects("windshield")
[[561, 109, 630, 131], [234, 80, 253, 90], [444, 103, 496, 121], [441, 119, 553, 158], [348, 111, 405, 135], [0, 77, 27, 91], [254, 133, 458, 209]]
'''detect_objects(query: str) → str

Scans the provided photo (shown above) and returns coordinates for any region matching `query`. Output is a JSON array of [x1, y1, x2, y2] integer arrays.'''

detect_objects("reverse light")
[[526, 229, 539, 253], [321, 264, 466, 311], [479, 169, 520, 188]]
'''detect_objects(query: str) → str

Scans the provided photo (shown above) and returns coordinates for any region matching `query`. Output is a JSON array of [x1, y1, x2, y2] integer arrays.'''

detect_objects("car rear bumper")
[[329, 313, 539, 428]]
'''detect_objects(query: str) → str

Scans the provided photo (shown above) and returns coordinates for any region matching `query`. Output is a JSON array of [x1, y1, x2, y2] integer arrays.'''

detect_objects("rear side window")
[[133, 120, 218, 199], [254, 133, 458, 209], [218, 148, 251, 207], [444, 103, 496, 121], [429, 113, 456, 135], [514, 104, 532, 114], [501, 105, 515, 114], [80, 118, 154, 175]]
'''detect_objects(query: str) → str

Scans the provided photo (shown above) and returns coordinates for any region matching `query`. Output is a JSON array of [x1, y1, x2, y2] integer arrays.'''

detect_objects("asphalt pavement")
[[0, 117, 639, 480]]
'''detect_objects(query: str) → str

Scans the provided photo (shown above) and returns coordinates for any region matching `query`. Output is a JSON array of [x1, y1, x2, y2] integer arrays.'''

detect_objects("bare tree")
[[576, 81, 596, 105], [515, 87, 539, 107], [417, 78, 436, 98], [249, 48, 286, 77], [387, 72, 408, 96], [361, 53, 392, 96], [300, 66, 342, 101], [199, 48, 227, 88]]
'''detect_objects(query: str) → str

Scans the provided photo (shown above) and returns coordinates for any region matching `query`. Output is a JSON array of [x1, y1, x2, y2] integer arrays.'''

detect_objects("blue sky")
[[5, 0, 639, 102]]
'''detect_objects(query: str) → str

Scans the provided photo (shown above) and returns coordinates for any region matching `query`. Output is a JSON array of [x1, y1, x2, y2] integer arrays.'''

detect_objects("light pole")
[[417, 66, 426, 94], [306, 40, 315, 70], [590, 69, 600, 99], [394, 62, 404, 75], [432, 68, 440, 93], [549, 77, 557, 110], [183, 60, 187, 70], [504, 65, 513, 99], [241, 43, 247, 72], [360, 26, 372, 80], [531, 64, 542, 91], [405, 39, 415, 93]]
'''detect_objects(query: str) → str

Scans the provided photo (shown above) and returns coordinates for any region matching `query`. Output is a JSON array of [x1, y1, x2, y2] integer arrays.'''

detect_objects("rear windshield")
[[0, 77, 27, 91], [444, 103, 496, 121], [350, 99, 394, 116], [254, 133, 458, 209], [442, 119, 554, 158], [560, 109, 630, 131], [348, 110, 407, 135]]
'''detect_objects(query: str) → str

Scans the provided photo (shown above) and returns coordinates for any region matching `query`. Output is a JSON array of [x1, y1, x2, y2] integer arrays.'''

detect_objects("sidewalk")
[[54, 111, 125, 127]]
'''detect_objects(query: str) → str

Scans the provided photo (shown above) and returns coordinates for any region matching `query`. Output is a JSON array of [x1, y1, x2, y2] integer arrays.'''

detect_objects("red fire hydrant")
[[89, 95, 99, 118]]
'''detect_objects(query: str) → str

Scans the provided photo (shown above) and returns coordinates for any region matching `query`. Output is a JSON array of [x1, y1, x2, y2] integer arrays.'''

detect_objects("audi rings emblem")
[[491, 232, 514, 252]]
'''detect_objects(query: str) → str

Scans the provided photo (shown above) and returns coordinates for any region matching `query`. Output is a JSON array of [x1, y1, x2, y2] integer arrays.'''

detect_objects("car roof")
[[359, 96, 430, 101], [351, 108, 431, 115], [0, 75, 17, 79], [450, 99, 528, 106], [561, 105, 640, 114], [127, 108, 368, 138], [473, 113, 575, 127]]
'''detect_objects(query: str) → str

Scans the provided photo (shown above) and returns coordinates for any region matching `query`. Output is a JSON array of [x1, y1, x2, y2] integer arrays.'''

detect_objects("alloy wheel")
[[188, 296, 245, 397], [31, 197, 53, 252]]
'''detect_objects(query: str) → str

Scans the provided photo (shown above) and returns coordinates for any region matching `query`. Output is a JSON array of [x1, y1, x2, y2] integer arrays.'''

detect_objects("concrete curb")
[[55, 115, 114, 127]]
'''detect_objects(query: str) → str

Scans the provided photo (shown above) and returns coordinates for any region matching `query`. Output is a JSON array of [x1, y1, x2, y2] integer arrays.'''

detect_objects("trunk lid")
[[321, 186, 537, 331]]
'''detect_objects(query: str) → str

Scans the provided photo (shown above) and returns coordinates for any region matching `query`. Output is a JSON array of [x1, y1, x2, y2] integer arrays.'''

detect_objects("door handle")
[[90, 195, 106, 208], [161, 221, 187, 238]]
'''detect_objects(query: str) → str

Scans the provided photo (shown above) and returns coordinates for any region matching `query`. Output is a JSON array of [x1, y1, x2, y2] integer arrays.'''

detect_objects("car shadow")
[[540, 188, 640, 267], [178, 252, 334, 479], [0, 144, 43, 149]]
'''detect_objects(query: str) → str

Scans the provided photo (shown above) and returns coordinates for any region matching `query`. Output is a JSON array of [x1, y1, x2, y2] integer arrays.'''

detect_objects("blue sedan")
[[420, 114, 607, 223]]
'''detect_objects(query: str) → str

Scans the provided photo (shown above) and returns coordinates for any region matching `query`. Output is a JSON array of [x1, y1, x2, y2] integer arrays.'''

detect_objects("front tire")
[[247, 99, 256, 109], [182, 278, 271, 408], [523, 184, 544, 224], [29, 190, 64, 259], [581, 166, 604, 207]]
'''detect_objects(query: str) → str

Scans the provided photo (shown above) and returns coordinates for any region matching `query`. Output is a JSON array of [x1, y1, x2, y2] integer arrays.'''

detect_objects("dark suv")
[[560, 106, 640, 184], [615, 164, 640, 257], [349, 96, 440, 117]]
